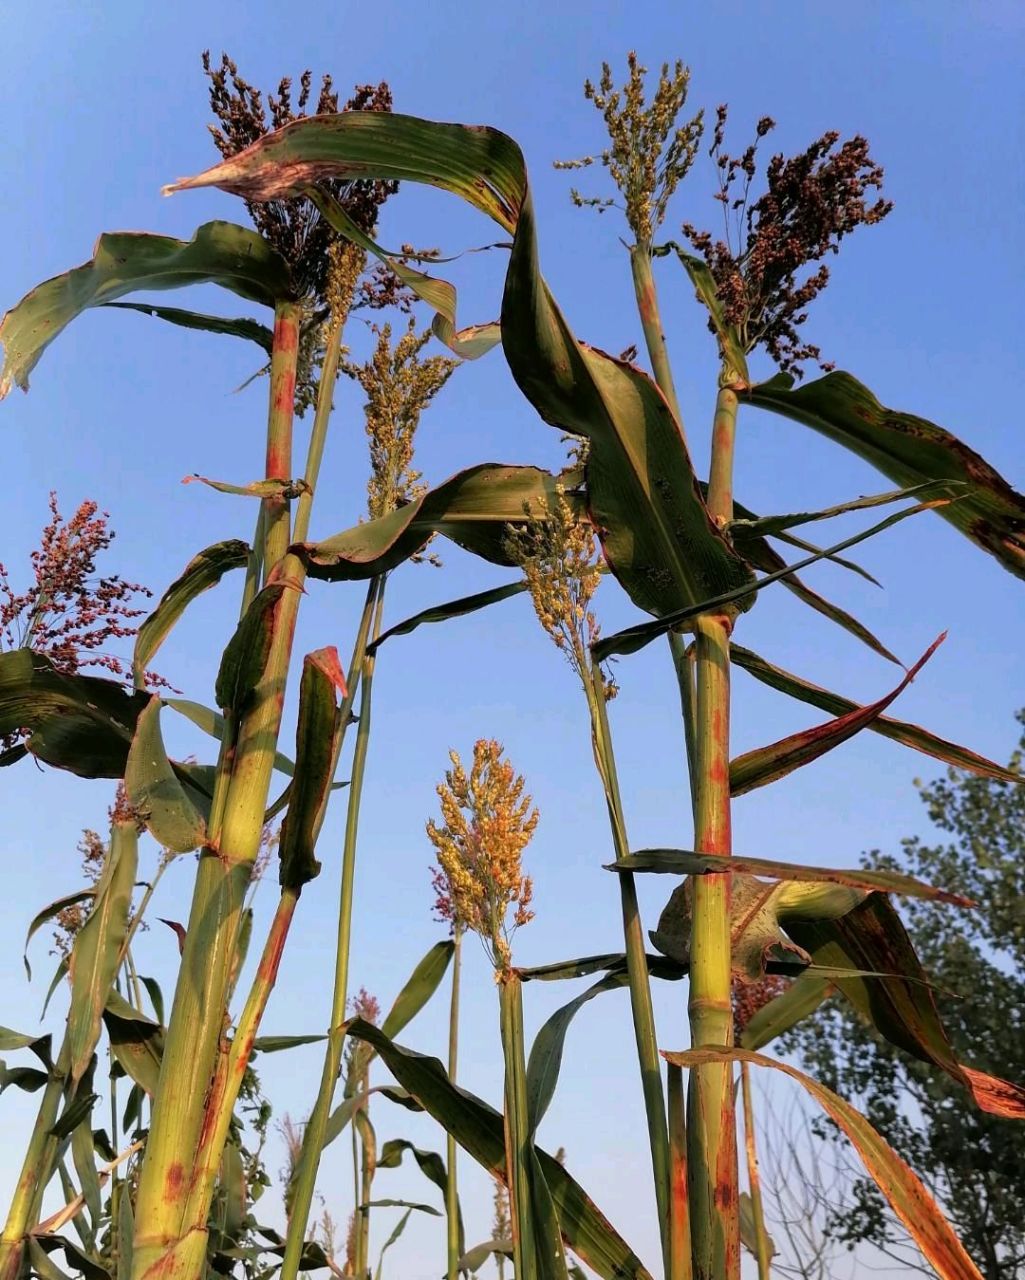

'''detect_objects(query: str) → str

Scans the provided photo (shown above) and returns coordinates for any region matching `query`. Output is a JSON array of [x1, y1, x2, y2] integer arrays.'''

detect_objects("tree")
[[785, 712, 1025, 1279]]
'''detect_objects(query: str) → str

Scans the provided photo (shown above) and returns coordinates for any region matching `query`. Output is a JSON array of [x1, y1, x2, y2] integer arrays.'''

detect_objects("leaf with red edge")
[[730, 635, 945, 796], [667, 1046, 986, 1280], [785, 894, 1025, 1119]]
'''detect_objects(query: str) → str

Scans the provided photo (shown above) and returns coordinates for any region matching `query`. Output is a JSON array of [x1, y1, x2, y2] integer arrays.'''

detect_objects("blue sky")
[[3, 3, 1024, 1277]]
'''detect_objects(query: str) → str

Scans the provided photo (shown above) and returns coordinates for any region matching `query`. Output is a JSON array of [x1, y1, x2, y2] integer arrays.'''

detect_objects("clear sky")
[[2, 3, 1024, 1277]]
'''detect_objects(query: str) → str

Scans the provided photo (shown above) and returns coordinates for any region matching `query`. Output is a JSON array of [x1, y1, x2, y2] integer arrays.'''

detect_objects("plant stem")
[[446, 928, 463, 1280], [740, 1064, 772, 1280], [357, 1093, 373, 1278], [130, 299, 303, 1280], [629, 241, 686, 440], [499, 970, 536, 1280], [686, 379, 741, 1280], [280, 578, 387, 1280], [668, 1062, 692, 1280], [585, 671, 673, 1274]]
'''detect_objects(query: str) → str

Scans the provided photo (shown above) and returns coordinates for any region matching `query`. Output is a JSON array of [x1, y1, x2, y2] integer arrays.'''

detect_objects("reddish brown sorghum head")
[[683, 107, 892, 375], [731, 972, 792, 1041], [0, 493, 153, 681]]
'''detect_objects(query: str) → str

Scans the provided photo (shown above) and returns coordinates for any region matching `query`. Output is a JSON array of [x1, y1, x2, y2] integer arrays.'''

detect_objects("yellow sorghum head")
[[343, 318, 458, 533], [426, 739, 539, 971], [553, 52, 703, 244], [505, 485, 617, 699]]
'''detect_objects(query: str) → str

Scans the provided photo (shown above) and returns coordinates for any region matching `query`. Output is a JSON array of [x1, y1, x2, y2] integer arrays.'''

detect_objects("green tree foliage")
[[786, 713, 1025, 1279]]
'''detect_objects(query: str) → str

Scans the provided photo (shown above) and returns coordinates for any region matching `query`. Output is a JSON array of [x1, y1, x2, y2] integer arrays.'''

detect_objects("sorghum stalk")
[[130, 299, 305, 1280], [740, 1064, 771, 1280], [280, 578, 387, 1280], [446, 928, 463, 1280], [668, 1062, 692, 1280], [685, 373, 741, 1280], [629, 240, 686, 440], [499, 970, 536, 1280]]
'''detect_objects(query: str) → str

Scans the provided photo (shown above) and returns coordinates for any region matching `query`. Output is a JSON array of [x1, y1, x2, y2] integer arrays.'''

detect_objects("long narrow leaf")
[[668, 1047, 985, 1280], [730, 635, 944, 796], [745, 370, 1025, 580], [731, 644, 1022, 785], [381, 941, 455, 1040], [369, 581, 527, 652], [103, 302, 274, 352]]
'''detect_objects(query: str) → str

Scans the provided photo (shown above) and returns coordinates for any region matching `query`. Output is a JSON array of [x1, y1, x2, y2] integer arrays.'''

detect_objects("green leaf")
[[594, 495, 946, 660], [103, 301, 274, 352], [657, 243, 749, 382], [785, 895, 1025, 1118], [739, 973, 833, 1052], [669, 1046, 987, 1280], [745, 369, 1025, 581], [730, 635, 944, 796], [373, 1208, 414, 1280], [277, 649, 344, 889], [133, 540, 249, 684], [731, 644, 1023, 785], [607, 848, 969, 904], [23, 889, 95, 980], [167, 110, 754, 621], [729, 481, 958, 539], [0, 1060, 49, 1093], [32, 1235, 109, 1280], [0, 649, 148, 779], [66, 822, 138, 1087], [380, 940, 455, 1040], [103, 991, 164, 1097], [50, 1089, 98, 1140], [368, 581, 527, 652], [164, 698, 297, 778], [140, 975, 164, 1025], [116, 1184, 134, 1280], [377, 1139, 447, 1198], [215, 582, 287, 712], [527, 972, 627, 1136], [0, 1025, 48, 1053], [71, 1093, 103, 1228], [517, 953, 687, 983], [0, 221, 293, 397], [739, 1191, 776, 1264], [251, 1034, 327, 1053], [347, 1018, 653, 1280], [299, 464, 564, 581], [363, 1198, 440, 1215], [125, 697, 207, 853], [27, 1238, 74, 1280], [458, 1239, 513, 1273]]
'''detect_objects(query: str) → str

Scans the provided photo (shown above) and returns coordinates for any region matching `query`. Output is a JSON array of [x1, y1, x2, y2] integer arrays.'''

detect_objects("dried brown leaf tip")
[[202, 52, 395, 304], [555, 52, 703, 245], [427, 739, 538, 971], [684, 107, 893, 375]]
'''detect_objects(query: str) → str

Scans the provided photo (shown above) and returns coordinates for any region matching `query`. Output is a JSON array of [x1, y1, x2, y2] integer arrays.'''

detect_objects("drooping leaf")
[[517, 953, 687, 983], [66, 822, 138, 1087], [125, 697, 207, 853], [182, 474, 310, 500], [668, 1046, 986, 1280], [347, 1018, 653, 1280], [214, 582, 287, 712], [50, 1088, 99, 1140], [373, 1208, 414, 1280], [607, 848, 969, 905], [139, 975, 164, 1025], [658, 243, 750, 382], [71, 1089, 103, 1228], [0, 1061, 49, 1093], [745, 370, 1025, 580], [0, 649, 148, 778], [133, 540, 249, 684], [377, 1139, 447, 1199], [381, 941, 455, 1040], [729, 481, 958, 540], [526, 972, 627, 1136], [0, 221, 293, 397], [368, 581, 527, 653], [739, 1191, 776, 1263], [299, 465, 564, 581], [103, 301, 274, 352], [103, 991, 164, 1097], [363, 1198, 441, 1216], [23, 889, 95, 980], [31, 1235, 109, 1280], [595, 497, 945, 660], [166, 110, 754, 621], [785, 895, 1025, 1118], [730, 635, 945, 796], [0, 1025, 49, 1053], [277, 649, 343, 890], [731, 644, 1023, 785], [458, 1239, 513, 1273]]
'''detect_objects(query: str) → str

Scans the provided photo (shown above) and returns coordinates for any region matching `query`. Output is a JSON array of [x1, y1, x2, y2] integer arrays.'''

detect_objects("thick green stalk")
[[499, 971, 536, 1280], [130, 300, 302, 1280], [586, 672, 672, 1273], [446, 929, 463, 1280], [281, 579, 386, 1280], [686, 379, 741, 1280], [629, 241, 686, 440], [740, 1064, 771, 1280]]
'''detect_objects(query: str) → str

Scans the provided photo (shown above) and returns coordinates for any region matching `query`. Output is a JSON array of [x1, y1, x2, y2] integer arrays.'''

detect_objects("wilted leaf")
[[668, 1046, 986, 1280]]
